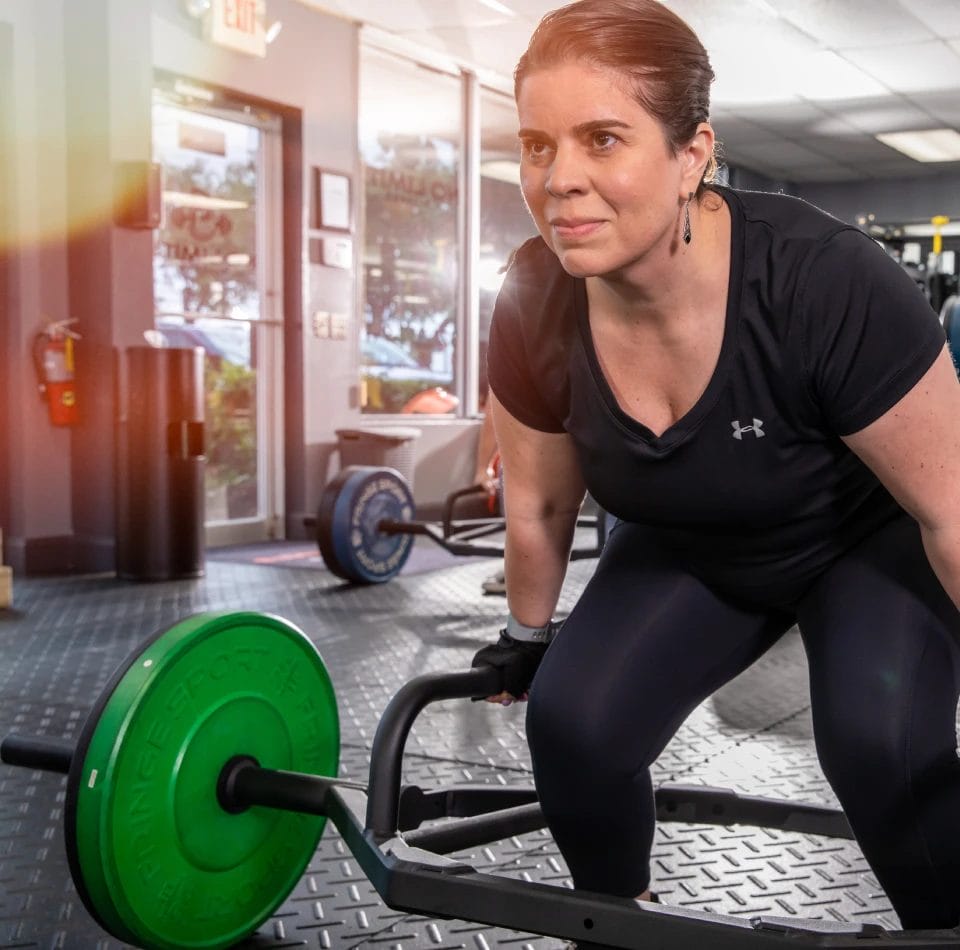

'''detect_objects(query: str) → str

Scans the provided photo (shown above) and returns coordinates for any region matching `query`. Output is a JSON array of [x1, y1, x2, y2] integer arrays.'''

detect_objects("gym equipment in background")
[[309, 465, 609, 585]]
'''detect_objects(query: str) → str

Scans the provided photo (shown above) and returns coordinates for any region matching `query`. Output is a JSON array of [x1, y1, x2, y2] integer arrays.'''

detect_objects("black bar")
[[365, 668, 501, 839], [0, 735, 73, 774], [655, 785, 854, 840], [397, 783, 539, 830], [441, 484, 487, 537], [229, 764, 336, 816], [403, 801, 547, 853]]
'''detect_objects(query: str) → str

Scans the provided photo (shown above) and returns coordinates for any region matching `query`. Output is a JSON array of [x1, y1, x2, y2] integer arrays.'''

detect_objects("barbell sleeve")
[[1, 734, 73, 774]]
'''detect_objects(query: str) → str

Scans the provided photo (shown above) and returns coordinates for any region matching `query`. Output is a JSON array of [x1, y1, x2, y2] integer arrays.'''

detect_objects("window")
[[358, 43, 537, 417], [359, 46, 460, 415], [479, 87, 539, 407]]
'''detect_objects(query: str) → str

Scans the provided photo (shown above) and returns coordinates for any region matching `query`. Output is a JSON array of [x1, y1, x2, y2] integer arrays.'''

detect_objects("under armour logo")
[[731, 418, 765, 440]]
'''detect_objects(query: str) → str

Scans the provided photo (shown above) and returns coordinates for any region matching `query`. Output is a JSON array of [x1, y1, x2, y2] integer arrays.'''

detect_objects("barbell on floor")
[[4, 611, 960, 949], [312, 465, 609, 585]]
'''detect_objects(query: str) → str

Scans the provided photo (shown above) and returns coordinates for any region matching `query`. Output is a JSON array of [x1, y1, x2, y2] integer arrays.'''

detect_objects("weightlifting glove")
[[471, 619, 561, 698]]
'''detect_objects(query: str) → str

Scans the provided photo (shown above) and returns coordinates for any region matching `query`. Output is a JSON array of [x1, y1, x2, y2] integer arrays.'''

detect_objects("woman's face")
[[517, 61, 698, 279]]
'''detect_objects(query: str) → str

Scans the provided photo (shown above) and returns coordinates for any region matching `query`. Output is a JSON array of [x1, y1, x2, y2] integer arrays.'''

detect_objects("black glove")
[[471, 623, 560, 698]]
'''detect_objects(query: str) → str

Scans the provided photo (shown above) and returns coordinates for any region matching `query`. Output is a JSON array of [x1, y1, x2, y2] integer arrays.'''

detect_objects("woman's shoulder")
[[723, 186, 852, 244]]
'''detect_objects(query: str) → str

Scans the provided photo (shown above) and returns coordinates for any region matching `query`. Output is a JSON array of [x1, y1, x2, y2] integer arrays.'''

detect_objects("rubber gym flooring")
[[0, 539, 915, 948]]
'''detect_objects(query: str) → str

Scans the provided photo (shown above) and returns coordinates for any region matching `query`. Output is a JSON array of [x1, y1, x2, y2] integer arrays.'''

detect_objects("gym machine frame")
[[243, 666, 960, 949]]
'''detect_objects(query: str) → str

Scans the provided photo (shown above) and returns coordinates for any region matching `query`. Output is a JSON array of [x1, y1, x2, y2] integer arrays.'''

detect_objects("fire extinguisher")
[[32, 319, 81, 427]]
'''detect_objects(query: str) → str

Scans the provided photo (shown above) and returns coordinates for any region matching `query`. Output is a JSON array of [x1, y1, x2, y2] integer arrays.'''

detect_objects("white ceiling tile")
[[488, 0, 555, 15], [811, 97, 938, 136], [731, 139, 835, 168], [843, 40, 960, 93], [421, 22, 533, 76], [810, 134, 913, 164], [773, 0, 934, 48], [679, 2, 818, 55], [419, 0, 517, 30], [907, 90, 960, 126], [899, 0, 960, 41], [301, 0, 436, 31], [711, 114, 786, 146], [721, 101, 835, 134]]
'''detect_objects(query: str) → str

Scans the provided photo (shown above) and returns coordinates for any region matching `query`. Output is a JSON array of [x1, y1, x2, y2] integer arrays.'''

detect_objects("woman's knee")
[[810, 665, 957, 815], [526, 672, 605, 769]]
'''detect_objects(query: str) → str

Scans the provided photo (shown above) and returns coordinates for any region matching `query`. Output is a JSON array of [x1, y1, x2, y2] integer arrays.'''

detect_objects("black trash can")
[[116, 346, 205, 580]]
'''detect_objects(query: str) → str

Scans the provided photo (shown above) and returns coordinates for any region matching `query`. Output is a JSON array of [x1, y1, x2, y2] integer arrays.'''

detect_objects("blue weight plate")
[[316, 468, 355, 580], [326, 466, 415, 584]]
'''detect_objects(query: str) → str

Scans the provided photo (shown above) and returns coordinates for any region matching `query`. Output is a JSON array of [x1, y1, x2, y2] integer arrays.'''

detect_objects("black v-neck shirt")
[[487, 187, 946, 605]]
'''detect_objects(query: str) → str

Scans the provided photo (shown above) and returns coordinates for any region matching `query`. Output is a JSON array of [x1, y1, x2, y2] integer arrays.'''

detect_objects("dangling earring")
[[682, 192, 693, 245]]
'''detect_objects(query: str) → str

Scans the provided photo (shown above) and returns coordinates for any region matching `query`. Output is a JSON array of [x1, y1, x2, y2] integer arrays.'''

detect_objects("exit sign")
[[207, 0, 266, 58]]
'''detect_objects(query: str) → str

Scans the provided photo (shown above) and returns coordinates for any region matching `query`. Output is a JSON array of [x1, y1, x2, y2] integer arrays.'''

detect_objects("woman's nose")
[[545, 145, 586, 197]]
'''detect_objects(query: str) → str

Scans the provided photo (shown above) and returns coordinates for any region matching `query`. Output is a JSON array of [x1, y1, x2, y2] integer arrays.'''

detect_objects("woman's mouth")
[[551, 218, 604, 240]]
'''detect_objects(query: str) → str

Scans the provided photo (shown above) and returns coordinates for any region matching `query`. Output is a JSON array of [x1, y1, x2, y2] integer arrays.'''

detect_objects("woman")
[[471, 0, 960, 932]]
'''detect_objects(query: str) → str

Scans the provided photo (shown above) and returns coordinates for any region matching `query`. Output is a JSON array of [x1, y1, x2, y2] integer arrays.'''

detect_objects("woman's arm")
[[842, 346, 960, 610], [472, 409, 499, 491], [489, 391, 587, 627]]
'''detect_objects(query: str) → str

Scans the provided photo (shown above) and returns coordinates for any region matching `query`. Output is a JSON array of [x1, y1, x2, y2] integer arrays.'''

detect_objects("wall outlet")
[[312, 311, 330, 338], [329, 313, 348, 340]]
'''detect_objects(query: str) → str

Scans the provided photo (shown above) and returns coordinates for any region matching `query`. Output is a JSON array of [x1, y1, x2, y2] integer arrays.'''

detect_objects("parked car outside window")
[[361, 335, 457, 413]]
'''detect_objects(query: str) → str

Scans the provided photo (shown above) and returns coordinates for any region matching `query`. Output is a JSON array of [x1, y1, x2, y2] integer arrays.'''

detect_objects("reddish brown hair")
[[515, 0, 718, 191]]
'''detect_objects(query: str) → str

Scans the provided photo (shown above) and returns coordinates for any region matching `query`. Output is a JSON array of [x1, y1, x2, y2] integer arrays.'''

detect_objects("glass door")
[[151, 88, 283, 546]]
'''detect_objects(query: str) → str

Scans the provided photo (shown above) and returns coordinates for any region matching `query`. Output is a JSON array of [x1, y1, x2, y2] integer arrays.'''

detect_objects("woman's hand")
[[471, 628, 557, 703]]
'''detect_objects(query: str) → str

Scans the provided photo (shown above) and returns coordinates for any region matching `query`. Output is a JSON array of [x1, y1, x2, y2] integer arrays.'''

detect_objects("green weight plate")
[[64, 612, 339, 950]]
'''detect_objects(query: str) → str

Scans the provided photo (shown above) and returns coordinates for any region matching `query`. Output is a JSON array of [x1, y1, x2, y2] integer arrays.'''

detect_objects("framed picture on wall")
[[313, 168, 351, 231]]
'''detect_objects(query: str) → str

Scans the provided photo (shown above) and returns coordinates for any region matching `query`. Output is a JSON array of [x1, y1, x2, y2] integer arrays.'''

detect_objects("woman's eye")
[[592, 131, 617, 149], [522, 140, 551, 160]]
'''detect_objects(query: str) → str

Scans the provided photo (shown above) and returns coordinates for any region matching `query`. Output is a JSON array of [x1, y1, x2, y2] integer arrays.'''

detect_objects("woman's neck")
[[586, 193, 730, 332]]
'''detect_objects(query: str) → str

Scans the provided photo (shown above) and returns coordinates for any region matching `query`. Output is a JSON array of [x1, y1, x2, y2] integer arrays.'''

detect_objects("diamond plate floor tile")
[[0, 554, 939, 947]]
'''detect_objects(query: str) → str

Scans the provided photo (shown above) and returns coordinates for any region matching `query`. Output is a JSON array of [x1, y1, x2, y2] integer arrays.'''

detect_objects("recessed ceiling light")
[[876, 128, 960, 162]]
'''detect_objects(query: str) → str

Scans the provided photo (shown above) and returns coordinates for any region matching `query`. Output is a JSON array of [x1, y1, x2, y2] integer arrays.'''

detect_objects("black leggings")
[[526, 515, 960, 929]]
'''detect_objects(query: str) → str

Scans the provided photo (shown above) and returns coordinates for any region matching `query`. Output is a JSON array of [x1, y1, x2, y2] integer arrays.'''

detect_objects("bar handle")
[[1, 734, 73, 774]]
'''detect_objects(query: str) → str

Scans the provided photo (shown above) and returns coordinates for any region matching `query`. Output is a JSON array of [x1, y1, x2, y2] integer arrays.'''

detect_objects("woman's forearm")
[[504, 507, 581, 628]]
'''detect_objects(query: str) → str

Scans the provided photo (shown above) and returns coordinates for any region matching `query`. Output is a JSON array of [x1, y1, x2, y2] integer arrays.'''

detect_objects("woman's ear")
[[680, 122, 715, 193]]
